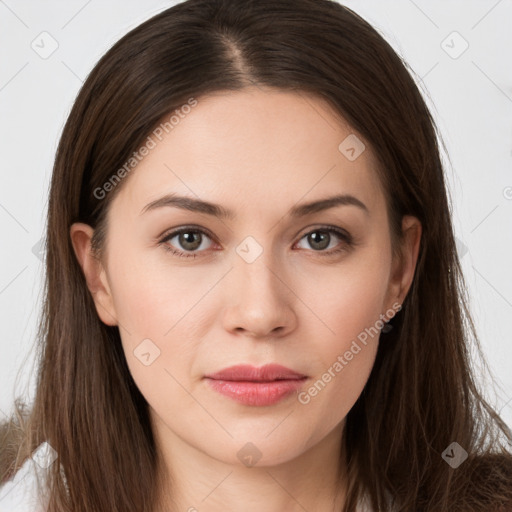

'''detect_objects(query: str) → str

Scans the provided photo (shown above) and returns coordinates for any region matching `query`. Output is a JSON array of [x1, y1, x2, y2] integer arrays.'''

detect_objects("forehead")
[[113, 87, 385, 219]]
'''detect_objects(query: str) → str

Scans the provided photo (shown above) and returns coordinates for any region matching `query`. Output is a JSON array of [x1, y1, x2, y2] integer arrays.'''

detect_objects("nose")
[[222, 248, 297, 340]]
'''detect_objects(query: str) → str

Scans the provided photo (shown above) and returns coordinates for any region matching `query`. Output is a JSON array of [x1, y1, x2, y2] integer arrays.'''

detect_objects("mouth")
[[204, 364, 308, 406]]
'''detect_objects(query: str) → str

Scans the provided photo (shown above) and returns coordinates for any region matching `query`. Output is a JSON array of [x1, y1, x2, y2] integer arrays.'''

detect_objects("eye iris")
[[308, 231, 330, 250], [179, 232, 201, 251]]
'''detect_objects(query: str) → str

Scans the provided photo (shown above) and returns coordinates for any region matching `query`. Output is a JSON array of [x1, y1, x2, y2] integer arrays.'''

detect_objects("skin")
[[70, 86, 421, 512]]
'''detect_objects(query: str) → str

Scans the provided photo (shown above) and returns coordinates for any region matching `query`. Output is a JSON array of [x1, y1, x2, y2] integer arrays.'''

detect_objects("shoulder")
[[0, 455, 48, 512], [461, 452, 512, 510]]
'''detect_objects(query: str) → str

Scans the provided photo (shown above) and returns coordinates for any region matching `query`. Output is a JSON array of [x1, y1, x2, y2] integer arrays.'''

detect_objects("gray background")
[[1, 0, 511, 432]]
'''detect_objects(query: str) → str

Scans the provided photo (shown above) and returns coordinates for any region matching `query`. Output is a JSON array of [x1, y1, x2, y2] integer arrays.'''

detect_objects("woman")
[[1, 0, 511, 510]]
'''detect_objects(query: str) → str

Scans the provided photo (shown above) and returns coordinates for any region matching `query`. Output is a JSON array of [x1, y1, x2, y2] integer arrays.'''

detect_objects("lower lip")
[[205, 378, 307, 406]]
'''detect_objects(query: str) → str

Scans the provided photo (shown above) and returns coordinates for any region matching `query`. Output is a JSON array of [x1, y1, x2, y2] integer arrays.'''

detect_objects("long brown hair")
[[1, 0, 511, 510]]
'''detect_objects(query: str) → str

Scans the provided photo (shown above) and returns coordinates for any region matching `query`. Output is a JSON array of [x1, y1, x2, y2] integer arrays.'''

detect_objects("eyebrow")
[[140, 193, 369, 219]]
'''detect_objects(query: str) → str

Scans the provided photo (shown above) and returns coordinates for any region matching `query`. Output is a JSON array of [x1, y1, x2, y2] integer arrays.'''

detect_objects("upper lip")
[[204, 364, 307, 382]]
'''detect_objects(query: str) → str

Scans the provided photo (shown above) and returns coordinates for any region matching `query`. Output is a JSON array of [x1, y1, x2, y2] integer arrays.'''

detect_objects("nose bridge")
[[223, 234, 295, 337], [234, 234, 284, 299]]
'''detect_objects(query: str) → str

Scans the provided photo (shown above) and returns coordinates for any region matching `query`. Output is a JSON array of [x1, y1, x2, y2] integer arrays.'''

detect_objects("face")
[[71, 87, 420, 470]]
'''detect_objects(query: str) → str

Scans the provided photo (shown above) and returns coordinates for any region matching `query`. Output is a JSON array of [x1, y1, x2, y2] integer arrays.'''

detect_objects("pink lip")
[[204, 364, 308, 406]]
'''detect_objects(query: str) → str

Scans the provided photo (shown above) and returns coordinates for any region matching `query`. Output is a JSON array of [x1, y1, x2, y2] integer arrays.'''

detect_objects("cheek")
[[295, 294, 382, 439], [106, 248, 219, 393], [295, 247, 390, 348], [107, 245, 212, 336], [292, 251, 389, 422]]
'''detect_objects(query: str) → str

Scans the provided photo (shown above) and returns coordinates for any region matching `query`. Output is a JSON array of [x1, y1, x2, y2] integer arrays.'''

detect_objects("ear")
[[384, 215, 422, 315], [69, 223, 118, 326]]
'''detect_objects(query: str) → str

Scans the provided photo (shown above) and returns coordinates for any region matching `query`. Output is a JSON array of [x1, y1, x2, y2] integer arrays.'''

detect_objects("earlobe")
[[69, 223, 118, 326]]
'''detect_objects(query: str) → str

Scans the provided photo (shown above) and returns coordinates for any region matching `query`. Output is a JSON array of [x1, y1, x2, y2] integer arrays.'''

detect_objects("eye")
[[295, 226, 353, 255], [158, 227, 215, 259], [158, 225, 354, 259]]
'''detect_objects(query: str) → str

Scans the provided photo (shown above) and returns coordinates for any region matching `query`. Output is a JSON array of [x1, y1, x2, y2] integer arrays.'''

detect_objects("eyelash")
[[157, 225, 354, 259]]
